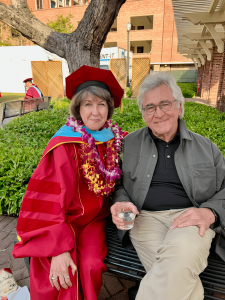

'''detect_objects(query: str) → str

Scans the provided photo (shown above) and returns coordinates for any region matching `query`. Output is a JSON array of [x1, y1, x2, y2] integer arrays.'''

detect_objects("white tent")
[[0, 45, 70, 93]]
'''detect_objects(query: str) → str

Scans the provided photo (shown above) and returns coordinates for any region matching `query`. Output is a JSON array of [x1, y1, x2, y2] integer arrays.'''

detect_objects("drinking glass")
[[116, 203, 136, 230]]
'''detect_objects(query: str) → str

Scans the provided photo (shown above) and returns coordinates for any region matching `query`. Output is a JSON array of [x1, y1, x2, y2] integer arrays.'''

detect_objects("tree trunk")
[[0, 0, 126, 72]]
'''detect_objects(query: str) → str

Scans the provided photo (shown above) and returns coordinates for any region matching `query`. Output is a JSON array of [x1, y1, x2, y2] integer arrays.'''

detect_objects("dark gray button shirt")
[[142, 130, 193, 211]]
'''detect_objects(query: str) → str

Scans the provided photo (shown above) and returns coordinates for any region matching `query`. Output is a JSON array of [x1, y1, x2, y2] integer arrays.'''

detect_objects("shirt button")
[[153, 155, 156, 157], [147, 175, 150, 177], [167, 155, 170, 158]]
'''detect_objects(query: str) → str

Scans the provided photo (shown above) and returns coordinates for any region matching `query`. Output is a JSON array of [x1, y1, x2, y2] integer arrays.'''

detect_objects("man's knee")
[[156, 228, 212, 274]]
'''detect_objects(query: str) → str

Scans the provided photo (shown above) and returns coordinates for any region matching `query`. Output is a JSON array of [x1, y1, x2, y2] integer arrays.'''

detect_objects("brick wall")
[[197, 64, 204, 96], [198, 44, 225, 112], [201, 59, 211, 102], [208, 47, 225, 107]]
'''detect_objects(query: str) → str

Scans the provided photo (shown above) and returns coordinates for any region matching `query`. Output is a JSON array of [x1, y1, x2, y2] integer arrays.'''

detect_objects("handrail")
[[0, 96, 51, 129]]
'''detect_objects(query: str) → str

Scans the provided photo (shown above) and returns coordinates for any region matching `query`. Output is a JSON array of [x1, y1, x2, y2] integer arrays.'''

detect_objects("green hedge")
[[177, 83, 197, 98], [0, 99, 224, 215]]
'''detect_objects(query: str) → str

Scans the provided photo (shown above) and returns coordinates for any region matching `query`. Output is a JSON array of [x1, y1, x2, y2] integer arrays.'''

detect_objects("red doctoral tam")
[[66, 65, 124, 108], [23, 78, 33, 83]]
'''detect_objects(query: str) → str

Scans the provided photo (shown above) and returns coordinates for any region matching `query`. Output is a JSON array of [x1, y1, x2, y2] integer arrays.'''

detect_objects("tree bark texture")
[[0, 0, 126, 72]]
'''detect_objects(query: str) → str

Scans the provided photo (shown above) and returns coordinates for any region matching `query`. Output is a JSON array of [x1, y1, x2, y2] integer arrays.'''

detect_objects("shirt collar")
[[147, 119, 192, 142], [148, 125, 180, 144]]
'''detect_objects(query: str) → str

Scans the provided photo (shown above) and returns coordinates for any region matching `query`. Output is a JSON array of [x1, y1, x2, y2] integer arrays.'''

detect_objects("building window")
[[66, 0, 70, 5], [104, 42, 117, 48], [110, 18, 117, 32], [36, 0, 43, 9], [131, 40, 152, 54], [51, 0, 55, 7], [131, 15, 153, 30], [137, 47, 144, 53]]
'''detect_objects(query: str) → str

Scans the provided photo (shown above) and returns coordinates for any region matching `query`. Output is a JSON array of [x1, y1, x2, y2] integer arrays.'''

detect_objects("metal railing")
[[0, 96, 51, 129]]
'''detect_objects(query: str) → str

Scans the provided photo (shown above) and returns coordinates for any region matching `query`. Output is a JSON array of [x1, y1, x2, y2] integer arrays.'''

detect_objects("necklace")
[[66, 117, 123, 196]]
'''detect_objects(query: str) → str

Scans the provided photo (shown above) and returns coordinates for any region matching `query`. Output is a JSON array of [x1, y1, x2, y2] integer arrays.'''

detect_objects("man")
[[111, 72, 225, 300], [23, 78, 43, 99]]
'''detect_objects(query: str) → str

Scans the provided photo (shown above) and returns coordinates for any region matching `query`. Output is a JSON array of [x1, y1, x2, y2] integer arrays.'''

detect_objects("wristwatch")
[[210, 208, 218, 223]]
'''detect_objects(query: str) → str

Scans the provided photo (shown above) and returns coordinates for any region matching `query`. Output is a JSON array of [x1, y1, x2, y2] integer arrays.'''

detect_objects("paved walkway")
[[0, 216, 135, 299], [186, 97, 215, 107]]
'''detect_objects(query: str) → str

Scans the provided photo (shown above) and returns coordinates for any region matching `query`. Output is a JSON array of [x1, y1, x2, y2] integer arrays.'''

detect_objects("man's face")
[[25, 82, 32, 88], [142, 84, 181, 141]]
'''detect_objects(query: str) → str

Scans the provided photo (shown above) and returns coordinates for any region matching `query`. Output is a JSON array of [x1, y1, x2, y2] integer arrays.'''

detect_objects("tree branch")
[[0, 0, 66, 57], [65, 0, 126, 70], [0, 0, 126, 72]]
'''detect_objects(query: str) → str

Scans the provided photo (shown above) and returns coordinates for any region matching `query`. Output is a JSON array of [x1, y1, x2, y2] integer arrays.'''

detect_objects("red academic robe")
[[13, 137, 113, 300], [24, 84, 42, 99]]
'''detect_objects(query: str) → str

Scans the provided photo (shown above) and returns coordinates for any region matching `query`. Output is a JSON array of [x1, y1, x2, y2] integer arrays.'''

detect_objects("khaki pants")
[[129, 209, 215, 300]]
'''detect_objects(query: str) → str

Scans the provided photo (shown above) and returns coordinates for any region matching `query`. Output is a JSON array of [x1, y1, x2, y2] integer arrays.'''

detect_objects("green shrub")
[[0, 106, 69, 215], [177, 83, 197, 98], [126, 87, 132, 98], [0, 99, 224, 215], [112, 99, 146, 132], [52, 98, 70, 109], [183, 102, 225, 155]]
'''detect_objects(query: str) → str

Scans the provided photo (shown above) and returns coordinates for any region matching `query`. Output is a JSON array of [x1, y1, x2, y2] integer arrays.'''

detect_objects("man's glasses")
[[142, 100, 177, 115]]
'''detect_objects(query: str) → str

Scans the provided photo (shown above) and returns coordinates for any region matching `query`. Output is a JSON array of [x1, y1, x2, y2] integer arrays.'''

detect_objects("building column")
[[208, 46, 225, 107], [197, 65, 204, 97], [201, 59, 211, 102]]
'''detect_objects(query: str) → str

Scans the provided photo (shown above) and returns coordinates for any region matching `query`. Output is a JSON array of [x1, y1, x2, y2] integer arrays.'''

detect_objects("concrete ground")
[[186, 97, 215, 106], [0, 215, 135, 299]]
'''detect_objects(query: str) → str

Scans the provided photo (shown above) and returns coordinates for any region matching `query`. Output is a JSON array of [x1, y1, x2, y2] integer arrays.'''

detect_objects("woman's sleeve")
[[13, 144, 78, 258]]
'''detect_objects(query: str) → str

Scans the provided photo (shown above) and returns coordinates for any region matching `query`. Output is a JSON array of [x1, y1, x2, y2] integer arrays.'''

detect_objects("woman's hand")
[[49, 251, 77, 291]]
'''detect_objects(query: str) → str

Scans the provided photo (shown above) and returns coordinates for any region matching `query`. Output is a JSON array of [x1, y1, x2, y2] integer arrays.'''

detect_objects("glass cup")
[[116, 204, 136, 230]]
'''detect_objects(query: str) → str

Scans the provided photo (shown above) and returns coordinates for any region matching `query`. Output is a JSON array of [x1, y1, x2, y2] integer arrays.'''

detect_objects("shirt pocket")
[[191, 166, 216, 202]]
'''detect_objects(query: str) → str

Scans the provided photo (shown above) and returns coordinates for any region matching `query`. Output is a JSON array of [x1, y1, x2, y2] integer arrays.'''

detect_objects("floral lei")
[[66, 117, 123, 196]]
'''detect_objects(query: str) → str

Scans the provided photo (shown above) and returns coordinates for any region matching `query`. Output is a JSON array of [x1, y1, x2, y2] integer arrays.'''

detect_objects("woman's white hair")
[[137, 72, 185, 119]]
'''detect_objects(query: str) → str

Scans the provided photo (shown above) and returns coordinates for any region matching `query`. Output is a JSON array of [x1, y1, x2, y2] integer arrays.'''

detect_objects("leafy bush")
[[0, 99, 224, 215], [126, 87, 132, 98], [0, 106, 69, 215], [177, 83, 197, 98], [47, 14, 74, 33], [112, 99, 145, 132], [52, 98, 70, 109], [183, 102, 225, 155]]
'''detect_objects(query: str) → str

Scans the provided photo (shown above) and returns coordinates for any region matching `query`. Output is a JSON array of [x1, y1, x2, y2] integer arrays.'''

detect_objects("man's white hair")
[[137, 72, 185, 119]]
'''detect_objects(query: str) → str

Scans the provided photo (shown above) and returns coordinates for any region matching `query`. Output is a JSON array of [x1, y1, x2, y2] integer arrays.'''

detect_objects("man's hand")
[[171, 207, 215, 237], [111, 202, 139, 229], [49, 251, 77, 291]]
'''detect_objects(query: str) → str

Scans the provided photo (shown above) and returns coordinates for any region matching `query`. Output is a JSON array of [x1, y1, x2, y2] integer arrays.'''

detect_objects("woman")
[[13, 65, 126, 300]]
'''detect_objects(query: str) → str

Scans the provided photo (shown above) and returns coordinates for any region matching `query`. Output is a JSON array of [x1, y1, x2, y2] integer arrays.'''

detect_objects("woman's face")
[[79, 94, 108, 131]]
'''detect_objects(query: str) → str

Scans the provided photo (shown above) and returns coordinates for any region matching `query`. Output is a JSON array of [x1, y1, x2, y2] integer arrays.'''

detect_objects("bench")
[[105, 217, 225, 299], [0, 96, 51, 128], [14, 218, 225, 299]]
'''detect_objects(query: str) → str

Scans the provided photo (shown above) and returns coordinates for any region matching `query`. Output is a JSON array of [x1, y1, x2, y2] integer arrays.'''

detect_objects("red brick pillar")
[[217, 44, 225, 112], [197, 65, 204, 97], [201, 59, 212, 102], [208, 46, 225, 107]]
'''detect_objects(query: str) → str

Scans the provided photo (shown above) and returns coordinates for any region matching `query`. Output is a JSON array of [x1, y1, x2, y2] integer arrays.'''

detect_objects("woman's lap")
[[30, 217, 107, 300]]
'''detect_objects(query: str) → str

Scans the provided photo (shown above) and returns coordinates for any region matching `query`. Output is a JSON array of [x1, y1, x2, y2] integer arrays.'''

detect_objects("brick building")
[[1, 0, 194, 72]]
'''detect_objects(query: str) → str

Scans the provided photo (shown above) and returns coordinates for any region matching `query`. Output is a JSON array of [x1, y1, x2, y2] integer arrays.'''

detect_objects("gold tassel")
[[120, 100, 124, 114]]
